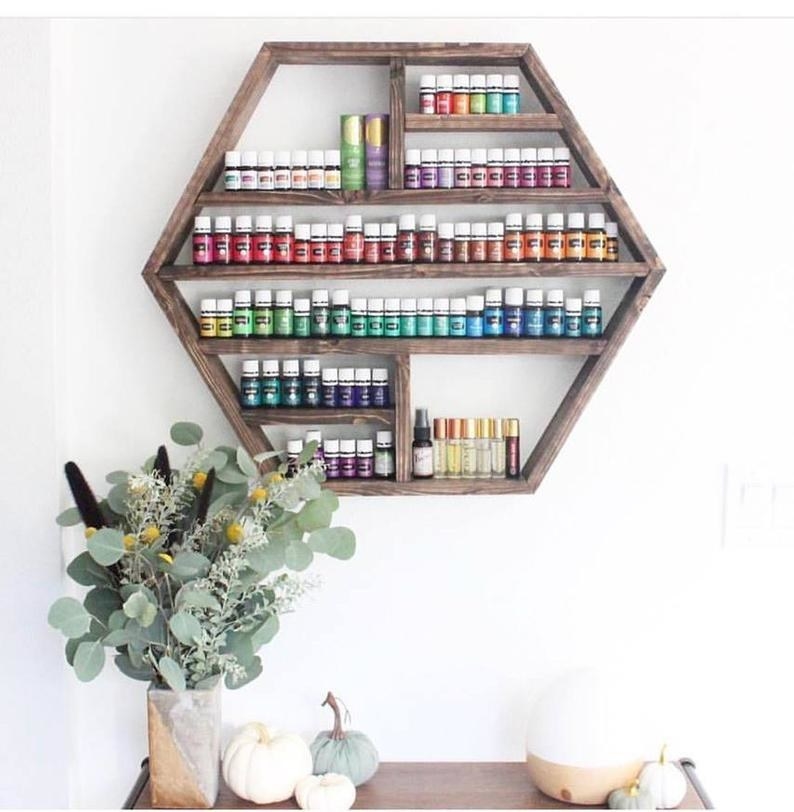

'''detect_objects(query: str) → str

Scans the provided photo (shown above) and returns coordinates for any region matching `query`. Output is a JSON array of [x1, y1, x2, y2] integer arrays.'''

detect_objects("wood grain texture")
[[197, 188, 608, 207], [268, 42, 529, 65], [389, 58, 405, 190], [394, 354, 411, 482], [131, 761, 707, 809], [240, 408, 394, 426], [200, 337, 606, 357], [405, 113, 562, 132], [161, 262, 649, 281]]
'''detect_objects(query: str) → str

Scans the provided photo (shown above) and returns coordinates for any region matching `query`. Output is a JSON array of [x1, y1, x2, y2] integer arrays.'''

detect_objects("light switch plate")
[[723, 464, 794, 548]]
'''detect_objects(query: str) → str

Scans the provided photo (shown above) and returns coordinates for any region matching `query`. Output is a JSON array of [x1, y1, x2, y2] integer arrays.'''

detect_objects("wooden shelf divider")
[[240, 407, 394, 426], [405, 112, 562, 132]]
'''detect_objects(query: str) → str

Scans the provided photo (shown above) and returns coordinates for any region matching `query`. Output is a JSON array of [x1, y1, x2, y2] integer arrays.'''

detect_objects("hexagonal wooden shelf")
[[142, 42, 665, 496]]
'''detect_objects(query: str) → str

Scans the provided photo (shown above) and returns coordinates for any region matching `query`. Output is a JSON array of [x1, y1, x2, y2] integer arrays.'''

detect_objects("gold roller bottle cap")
[[463, 418, 477, 439], [503, 418, 520, 437], [489, 417, 503, 439], [447, 418, 462, 439], [477, 417, 491, 439], [365, 115, 388, 147], [433, 418, 447, 439]]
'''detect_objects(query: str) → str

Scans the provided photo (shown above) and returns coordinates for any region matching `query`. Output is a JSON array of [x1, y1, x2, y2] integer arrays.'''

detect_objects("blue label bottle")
[[338, 369, 355, 408], [565, 298, 582, 338], [544, 290, 565, 337], [239, 360, 261, 409], [522, 290, 544, 337], [449, 298, 467, 337], [281, 359, 302, 407], [581, 289, 603, 337], [302, 360, 321, 408], [261, 360, 281, 408], [354, 369, 371, 407], [483, 289, 503, 337], [503, 287, 523, 337], [372, 368, 390, 407], [466, 295, 484, 338]]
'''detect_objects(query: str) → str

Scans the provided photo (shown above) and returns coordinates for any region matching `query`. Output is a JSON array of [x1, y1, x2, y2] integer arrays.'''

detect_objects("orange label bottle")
[[565, 212, 586, 261], [523, 213, 545, 262], [503, 213, 524, 261], [544, 213, 565, 262]]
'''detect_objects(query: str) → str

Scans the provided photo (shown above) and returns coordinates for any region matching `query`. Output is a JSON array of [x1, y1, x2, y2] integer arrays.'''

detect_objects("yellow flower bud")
[[84, 526, 97, 539], [250, 487, 269, 503], [123, 534, 136, 551], [158, 552, 173, 565], [192, 471, 207, 490], [141, 525, 161, 544], [268, 472, 284, 485], [226, 522, 244, 544]]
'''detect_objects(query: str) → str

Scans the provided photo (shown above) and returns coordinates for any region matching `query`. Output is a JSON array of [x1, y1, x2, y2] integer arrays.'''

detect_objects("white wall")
[[2, 16, 793, 809]]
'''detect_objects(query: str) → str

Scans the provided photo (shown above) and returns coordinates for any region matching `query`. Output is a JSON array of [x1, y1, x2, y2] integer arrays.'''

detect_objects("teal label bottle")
[[384, 298, 401, 337], [449, 298, 466, 337], [433, 298, 450, 336], [330, 289, 351, 336], [544, 290, 565, 337], [261, 360, 281, 407], [581, 289, 603, 337], [281, 360, 302, 407], [293, 298, 311, 338], [367, 298, 384, 337], [239, 360, 261, 408], [311, 289, 330, 337], [350, 298, 368, 338], [400, 298, 417, 337], [273, 290, 293, 336]]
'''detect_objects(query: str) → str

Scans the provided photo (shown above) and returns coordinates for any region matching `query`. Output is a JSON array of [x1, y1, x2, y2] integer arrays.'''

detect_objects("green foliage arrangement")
[[48, 422, 354, 691]]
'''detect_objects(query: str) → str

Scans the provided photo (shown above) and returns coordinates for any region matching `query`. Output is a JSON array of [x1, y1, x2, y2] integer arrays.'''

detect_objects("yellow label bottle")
[[461, 418, 478, 479], [446, 418, 462, 478]]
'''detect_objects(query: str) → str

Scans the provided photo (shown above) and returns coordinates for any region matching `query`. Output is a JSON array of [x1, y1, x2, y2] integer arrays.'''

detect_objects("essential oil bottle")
[[544, 289, 565, 337], [412, 407, 433, 478], [433, 417, 447, 478], [582, 289, 603, 337], [239, 360, 261, 408], [565, 298, 582, 337], [504, 418, 521, 478], [261, 360, 281, 407], [523, 288, 544, 337], [503, 287, 523, 337], [483, 288, 504, 337]]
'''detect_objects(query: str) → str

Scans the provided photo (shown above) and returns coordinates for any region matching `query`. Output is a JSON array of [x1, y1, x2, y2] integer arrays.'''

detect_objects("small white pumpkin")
[[295, 773, 356, 811], [222, 722, 313, 804], [638, 745, 687, 809]]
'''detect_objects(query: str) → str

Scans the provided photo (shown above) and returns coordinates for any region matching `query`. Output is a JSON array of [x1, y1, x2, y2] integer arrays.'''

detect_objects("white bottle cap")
[[354, 368, 371, 383], [520, 147, 538, 161], [433, 297, 450, 311], [419, 214, 437, 230], [420, 74, 436, 89], [547, 212, 564, 229], [282, 359, 300, 376], [294, 223, 311, 240], [405, 148, 421, 165], [305, 429, 323, 444], [293, 298, 310, 315], [376, 430, 393, 446], [194, 215, 212, 232], [200, 298, 217, 311], [505, 287, 523, 307], [438, 222, 455, 240], [325, 149, 340, 165], [587, 212, 606, 230], [606, 221, 619, 238], [466, 295, 485, 310], [538, 147, 554, 161], [487, 148, 504, 162], [487, 221, 504, 237], [453, 73, 470, 88], [450, 297, 467, 313], [583, 289, 601, 306], [241, 150, 258, 166], [262, 359, 280, 376], [399, 214, 416, 231], [255, 215, 273, 231], [215, 215, 232, 232], [504, 148, 521, 162], [324, 439, 339, 454], [339, 367, 355, 383], [485, 288, 503, 306], [275, 289, 293, 306], [303, 358, 320, 375], [525, 289, 544, 306], [368, 297, 384, 311], [385, 297, 400, 310], [381, 222, 397, 237], [254, 289, 271, 306], [340, 439, 356, 453], [553, 147, 571, 161], [420, 148, 438, 162], [328, 223, 344, 238], [454, 222, 471, 237], [525, 213, 544, 230], [547, 289, 565, 306], [308, 150, 324, 166], [471, 148, 488, 164], [351, 297, 367, 311], [234, 289, 252, 306], [357, 439, 373, 453], [291, 150, 307, 165], [217, 298, 233, 313], [286, 439, 303, 454], [332, 289, 350, 306], [275, 150, 291, 166], [321, 367, 338, 383], [364, 222, 381, 237], [566, 298, 582, 313], [310, 223, 327, 238], [505, 212, 523, 229], [438, 148, 454, 163], [258, 150, 274, 166], [275, 215, 293, 231], [470, 74, 486, 87], [400, 298, 417, 311], [486, 74, 503, 88], [503, 74, 520, 90], [436, 74, 453, 90], [345, 214, 363, 230], [242, 359, 260, 375], [225, 150, 241, 167], [312, 289, 329, 306], [373, 367, 389, 382], [567, 212, 585, 230], [418, 297, 433, 311]]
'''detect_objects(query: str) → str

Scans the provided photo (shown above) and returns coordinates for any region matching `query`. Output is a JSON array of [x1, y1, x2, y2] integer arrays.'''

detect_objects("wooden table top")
[[128, 760, 711, 810]]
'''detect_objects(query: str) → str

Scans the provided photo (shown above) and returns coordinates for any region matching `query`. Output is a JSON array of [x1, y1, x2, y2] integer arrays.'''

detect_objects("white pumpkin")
[[295, 773, 356, 811], [638, 745, 687, 809], [222, 722, 313, 804]]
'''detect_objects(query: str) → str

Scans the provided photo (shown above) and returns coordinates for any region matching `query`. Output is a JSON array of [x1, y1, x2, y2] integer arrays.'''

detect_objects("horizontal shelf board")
[[241, 407, 393, 426], [269, 43, 530, 65], [405, 113, 562, 132], [162, 261, 646, 281], [197, 188, 607, 207], [201, 337, 605, 356], [327, 477, 533, 496]]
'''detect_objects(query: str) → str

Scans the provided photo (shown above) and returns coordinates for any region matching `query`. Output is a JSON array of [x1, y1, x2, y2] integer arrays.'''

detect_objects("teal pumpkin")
[[310, 692, 379, 787], [608, 780, 656, 810]]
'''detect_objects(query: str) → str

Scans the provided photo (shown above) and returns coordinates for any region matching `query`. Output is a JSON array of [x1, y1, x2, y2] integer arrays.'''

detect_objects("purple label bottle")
[[356, 439, 374, 479], [365, 114, 389, 190], [420, 148, 438, 189], [324, 439, 340, 479], [404, 149, 421, 189], [340, 440, 357, 478], [353, 368, 372, 408], [438, 149, 454, 189], [338, 368, 355, 408], [371, 368, 390, 407], [321, 368, 339, 408]]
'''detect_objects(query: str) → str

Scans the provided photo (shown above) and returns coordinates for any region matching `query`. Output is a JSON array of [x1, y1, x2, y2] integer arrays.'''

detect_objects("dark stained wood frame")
[[142, 42, 665, 497]]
